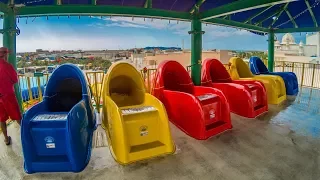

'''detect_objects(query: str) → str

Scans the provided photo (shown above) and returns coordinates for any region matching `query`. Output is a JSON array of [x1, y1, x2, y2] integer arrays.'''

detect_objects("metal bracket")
[[190, 13, 200, 19], [188, 30, 205, 35], [7, 3, 24, 15], [0, 28, 20, 35]]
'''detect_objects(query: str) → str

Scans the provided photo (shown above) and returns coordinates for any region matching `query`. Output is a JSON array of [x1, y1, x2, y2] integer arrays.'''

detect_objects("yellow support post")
[[27, 77, 34, 101], [282, 61, 285, 72], [147, 69, 151, 93], [273, 61, 275, 69], [93, 72, 101, 112], [37, 77, 43, 101], [300, 63, 305, 87], [45, 74, 49, 82], [311, 64, 316, 88], [94, 73, 98, 99], [292, 62, 295, 72]]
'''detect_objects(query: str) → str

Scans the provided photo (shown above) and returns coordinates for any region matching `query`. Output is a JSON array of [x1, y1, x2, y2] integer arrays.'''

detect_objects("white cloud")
[[0, 22, 161, 52], [91, 16, 255, 39], [105, 21, 148, 28], [109, 17, 172, 30], [14, 35, 161, 52], [91, 16, 189, 34], [0, 17, 260, 52], [203, 25, 253, 39]]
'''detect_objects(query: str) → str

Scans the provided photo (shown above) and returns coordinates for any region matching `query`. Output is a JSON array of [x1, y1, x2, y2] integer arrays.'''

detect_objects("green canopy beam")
[[244, 5, 274, 24], [285, 8, 298, 28], [274, 27, 320, 33], [17, 4, 269, 33], [269, 3, 289, 28], [17, 5, 191, 20], [205, 18, 268, 33], [254, 7, 284, 26], [200, 0, 296, 20], [305, 0, 318, 27], [144, 0, 152, 8], [190, 0, 206, 14]]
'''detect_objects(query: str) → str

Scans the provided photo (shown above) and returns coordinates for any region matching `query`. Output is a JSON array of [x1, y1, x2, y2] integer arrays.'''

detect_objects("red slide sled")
[[201, 58, 268, 118], [151, 60, 232, 140]]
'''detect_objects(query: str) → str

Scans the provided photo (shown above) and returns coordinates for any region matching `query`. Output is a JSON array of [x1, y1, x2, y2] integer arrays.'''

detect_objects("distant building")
[[19, 49, 131, 61], [82, 50, 129, 60], [36, 49, 49, 54], [131, 53, 145, 69], [274, 33, 320, 63], [143, 50, 233, 69], [306, 32, 320, 57], [275, 33, 317, 57]]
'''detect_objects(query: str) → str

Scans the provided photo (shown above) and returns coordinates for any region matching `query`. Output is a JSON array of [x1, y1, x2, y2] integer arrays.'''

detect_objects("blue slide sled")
[[21, 64, 96, 173], [249, 56, 299, 95]]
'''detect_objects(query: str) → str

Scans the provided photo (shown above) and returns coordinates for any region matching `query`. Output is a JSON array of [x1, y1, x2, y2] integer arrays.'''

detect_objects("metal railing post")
[[147, 69, 151, 93], [292, 62, 295, 72], [300, 63, 305, 87], [37, 77, 43, 101], [27, 77, 34, 101], [94, 72, 100, 111], [311, 64, 316, 88]]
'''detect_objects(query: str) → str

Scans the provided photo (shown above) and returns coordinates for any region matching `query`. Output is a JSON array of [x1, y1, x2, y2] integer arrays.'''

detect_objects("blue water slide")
[[21, 64, 96, 173], [249, 56, 299, 95]]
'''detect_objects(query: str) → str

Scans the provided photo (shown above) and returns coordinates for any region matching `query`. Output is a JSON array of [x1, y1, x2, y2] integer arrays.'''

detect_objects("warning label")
[[46, 143, 56, 149]]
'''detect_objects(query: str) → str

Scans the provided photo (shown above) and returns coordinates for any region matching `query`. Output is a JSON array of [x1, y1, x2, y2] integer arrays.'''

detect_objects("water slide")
[[151, 60, 232, 140], [201, 58, 268, 118], [229, 57, 287, 105], [21, 64, 96, 173], [249, 56, 299, 95], [101, 62, 175, 165]]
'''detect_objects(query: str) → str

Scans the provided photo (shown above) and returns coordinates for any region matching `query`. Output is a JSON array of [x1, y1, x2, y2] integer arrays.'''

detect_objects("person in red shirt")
[[0, 47, 21, 145]]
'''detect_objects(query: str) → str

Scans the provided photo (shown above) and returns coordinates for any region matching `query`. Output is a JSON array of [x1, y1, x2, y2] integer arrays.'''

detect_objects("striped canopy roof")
[[0, 0, 319, 34]]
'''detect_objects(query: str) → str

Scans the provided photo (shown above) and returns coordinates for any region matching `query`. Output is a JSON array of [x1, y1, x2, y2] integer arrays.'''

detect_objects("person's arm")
[[6, 63, 18, 84]]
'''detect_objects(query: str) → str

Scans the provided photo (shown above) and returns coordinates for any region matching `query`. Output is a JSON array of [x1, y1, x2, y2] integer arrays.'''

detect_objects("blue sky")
[[0, 16, 311, 52]]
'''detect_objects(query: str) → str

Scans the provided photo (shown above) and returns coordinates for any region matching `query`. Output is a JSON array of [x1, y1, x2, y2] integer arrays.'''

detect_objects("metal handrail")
[[17, 60, 320, 112]]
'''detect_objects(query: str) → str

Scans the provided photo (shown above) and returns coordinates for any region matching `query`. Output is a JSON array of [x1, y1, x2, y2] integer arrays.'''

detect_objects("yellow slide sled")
[[101, 62, 175, 165], [229, 57, 286, 105]]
